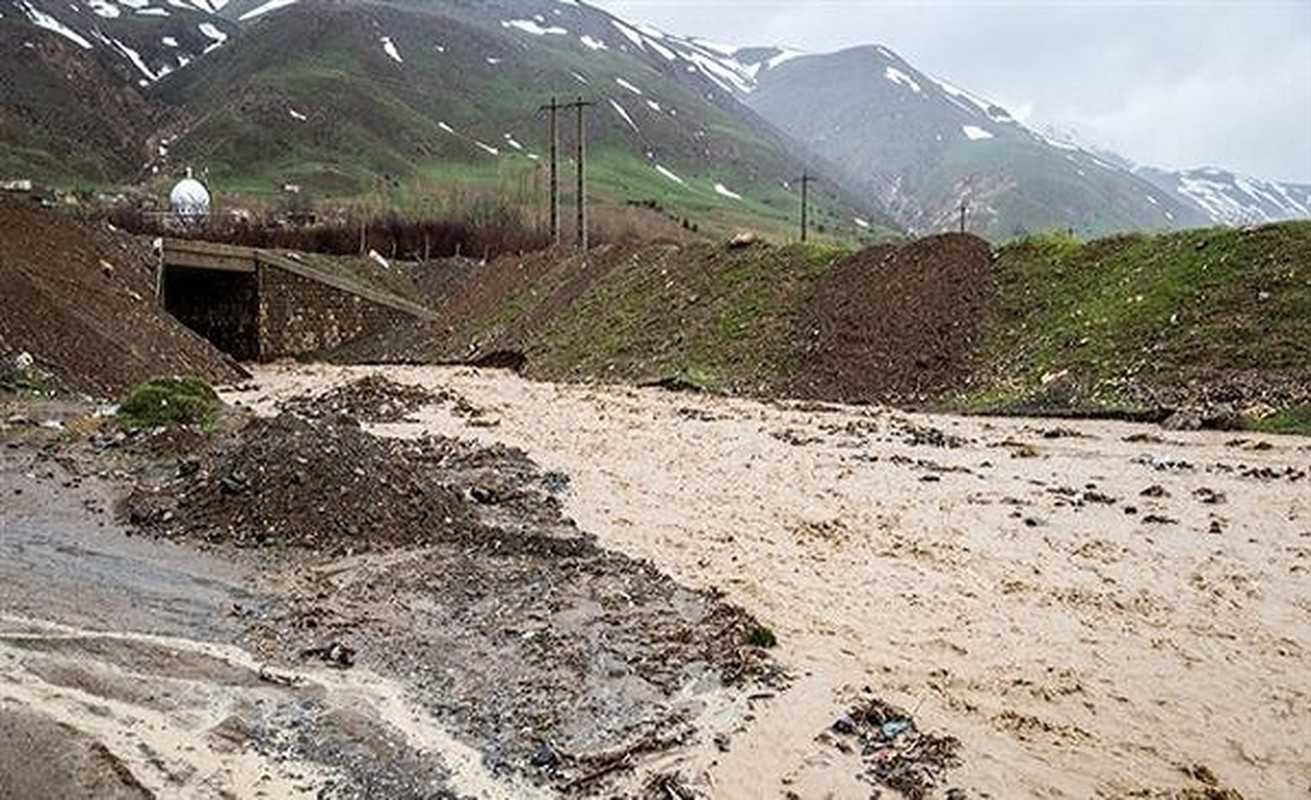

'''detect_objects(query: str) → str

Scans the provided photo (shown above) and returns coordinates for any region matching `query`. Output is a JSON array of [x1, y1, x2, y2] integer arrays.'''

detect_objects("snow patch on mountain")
[[1148, 167, 1311, 225], [502, 19, 566, 36], [198, 21, 226, 52], [87, 0, 121, 19], [765, 48, 802, 69], [681, 50, 754, 94], [884, 66, 921, 93], [714, 183, 742, 200], [962, 125, 993, 141], [109, 36, 157, 80], [689, 37, 735, 56], [18, 2, 92, 48], [933, 76, 1012, 122], [615, 77, 642, 95], [655, 165, 685, 185], [608, 99, 639, 133], [643, 36, 677, 61], [579, 35, 606, 51], [379, 36, 401, 63], [611, 20, 643, 48], [238, 0, 298, 22]]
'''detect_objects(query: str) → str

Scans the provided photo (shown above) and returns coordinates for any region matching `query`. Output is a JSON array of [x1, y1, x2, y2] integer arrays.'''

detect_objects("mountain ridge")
[[1, 0, 1304, 238]]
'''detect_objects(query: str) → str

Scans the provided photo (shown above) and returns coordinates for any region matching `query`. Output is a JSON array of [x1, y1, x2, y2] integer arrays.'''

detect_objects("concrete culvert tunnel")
[[158, 239, 441, 363], [162, 265, 260, 361]]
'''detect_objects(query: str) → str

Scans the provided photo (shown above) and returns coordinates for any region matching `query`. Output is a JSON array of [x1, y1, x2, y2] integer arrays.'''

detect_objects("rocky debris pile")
[[826, 694, 963, 800], [116, 409, 779, 793], [0, 197, 245, 396], [119, 413, 473, 555], [790, 234, 994, 405], [281, 374, 450, 423]]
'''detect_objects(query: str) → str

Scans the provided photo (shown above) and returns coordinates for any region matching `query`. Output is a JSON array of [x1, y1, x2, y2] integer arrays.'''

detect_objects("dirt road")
[[234, 364, 1309, 799]]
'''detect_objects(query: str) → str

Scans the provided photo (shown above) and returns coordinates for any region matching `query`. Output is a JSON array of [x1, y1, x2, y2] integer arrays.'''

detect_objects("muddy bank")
[[1, 443, 507, 799]]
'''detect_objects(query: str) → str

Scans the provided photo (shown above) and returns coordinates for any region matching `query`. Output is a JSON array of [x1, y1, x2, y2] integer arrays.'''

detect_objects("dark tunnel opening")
[[162, 266, 260, 361]]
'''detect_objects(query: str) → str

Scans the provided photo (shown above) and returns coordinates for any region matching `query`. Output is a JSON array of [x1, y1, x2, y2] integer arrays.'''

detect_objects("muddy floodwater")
[[3, 363, 1309, 799]]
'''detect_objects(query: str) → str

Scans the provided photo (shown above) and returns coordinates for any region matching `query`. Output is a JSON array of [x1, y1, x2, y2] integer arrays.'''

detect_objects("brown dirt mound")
[[280, 374, 450, 422], [119, 413, 474, 556], [0, 197, 244, 397], [789, 233, 993, 404]]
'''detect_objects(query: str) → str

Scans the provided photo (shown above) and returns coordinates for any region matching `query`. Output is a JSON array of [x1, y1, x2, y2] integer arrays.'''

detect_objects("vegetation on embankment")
[[428, 240, 849, 394], [962, 221, 1311, 426], [347, 220, 1311, 432]]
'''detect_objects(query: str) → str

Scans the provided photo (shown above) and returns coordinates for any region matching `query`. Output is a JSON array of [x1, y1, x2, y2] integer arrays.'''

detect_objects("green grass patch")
[[116, 377, 222, 430], [528, 241, 845, 391], [746, 625, 777, 648], [1248, 403, 1311, 436]]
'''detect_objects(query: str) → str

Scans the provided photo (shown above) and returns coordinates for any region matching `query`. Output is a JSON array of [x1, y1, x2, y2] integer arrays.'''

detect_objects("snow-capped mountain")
[[1137, 166, 1311, 226], [0, 0, 1304, 237], [733, 43, 1212, 237], [3, 0, 237, 86]]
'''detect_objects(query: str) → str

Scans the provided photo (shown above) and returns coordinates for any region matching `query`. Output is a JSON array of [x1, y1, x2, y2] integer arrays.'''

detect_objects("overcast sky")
[[591, 0, 1311, 183]]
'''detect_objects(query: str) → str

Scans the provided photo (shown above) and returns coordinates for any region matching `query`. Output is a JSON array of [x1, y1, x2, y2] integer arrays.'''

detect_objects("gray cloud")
[[592, 0, 1311, 182]]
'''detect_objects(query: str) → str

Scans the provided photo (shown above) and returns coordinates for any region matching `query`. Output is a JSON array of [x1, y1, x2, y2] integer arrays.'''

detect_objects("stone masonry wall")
[[257, 265, 415, 360]]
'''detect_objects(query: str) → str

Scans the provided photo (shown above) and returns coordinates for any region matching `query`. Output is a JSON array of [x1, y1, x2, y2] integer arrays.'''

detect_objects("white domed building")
[[169, 170, 210, 220]]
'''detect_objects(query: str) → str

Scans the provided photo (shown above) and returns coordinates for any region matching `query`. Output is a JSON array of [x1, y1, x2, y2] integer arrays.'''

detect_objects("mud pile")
[[790, 233, 993, 405], [120, 414, 473, 555], [0, 198, 245, 396], [280, 374, 449, 422]]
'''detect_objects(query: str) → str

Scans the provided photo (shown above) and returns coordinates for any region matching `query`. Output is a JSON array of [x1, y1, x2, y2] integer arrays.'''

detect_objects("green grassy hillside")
[[963, 221, 1311, 424], [152, 0, 891, 243], [408, 221, 1309, 431]]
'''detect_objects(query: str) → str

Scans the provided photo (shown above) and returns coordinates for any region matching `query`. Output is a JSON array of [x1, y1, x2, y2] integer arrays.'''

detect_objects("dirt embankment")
[[789, 233, 994, 404], [378, 234, 996, 407], [0, 197, 244, 396]]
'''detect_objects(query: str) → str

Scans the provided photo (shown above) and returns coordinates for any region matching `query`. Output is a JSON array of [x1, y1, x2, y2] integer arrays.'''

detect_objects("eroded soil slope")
[[0, 198, 244, 396]]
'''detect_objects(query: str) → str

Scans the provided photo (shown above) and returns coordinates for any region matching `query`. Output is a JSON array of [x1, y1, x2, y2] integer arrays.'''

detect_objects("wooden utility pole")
[[538, 96, 562, 245], [538, 96, 592, 250], [547, 98, 595, 250], [958, 198, 968, 233], [796, 172, 814, 242], [563, 96, 594, 250]]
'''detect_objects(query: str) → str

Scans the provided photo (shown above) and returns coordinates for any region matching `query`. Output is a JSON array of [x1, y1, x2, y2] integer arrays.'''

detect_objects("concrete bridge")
[[159, 239, 436, 361]]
